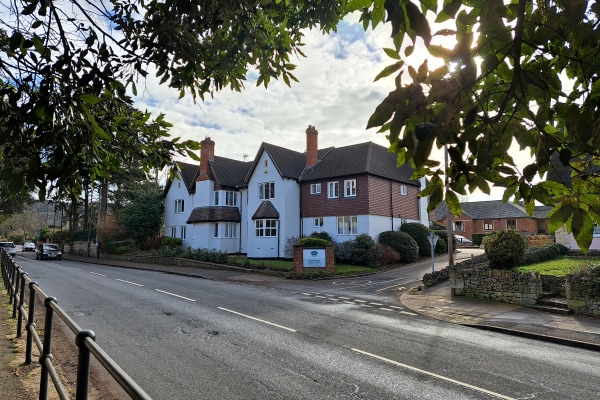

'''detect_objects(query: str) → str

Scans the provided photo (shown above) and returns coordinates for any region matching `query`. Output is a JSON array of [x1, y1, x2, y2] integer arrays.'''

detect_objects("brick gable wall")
[[301, 175, 419, 220]]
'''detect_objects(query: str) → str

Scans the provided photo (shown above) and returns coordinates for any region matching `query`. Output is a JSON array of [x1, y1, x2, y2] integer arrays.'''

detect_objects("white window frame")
[[594, 223, 600, 237], [259, 182, 275, 200], [400, 185, 408, 196], [225, 191, 237, 206], [484, 220, 493, 230], [344, 179, 356, 197], [170, 227, 177, 237], [214, 192, 219, 205], [180, 226, 186, 240], [255, 219, 277, 237], [213, 223, 219, 238], [337, 216, 358, 235], [328, 181, 339, 198], [174, 199, 185, 213], [452, 221, 465, 232], [310, 183, 321, 195], [313, 217, 324, 228], [225, 223, 237, 238]]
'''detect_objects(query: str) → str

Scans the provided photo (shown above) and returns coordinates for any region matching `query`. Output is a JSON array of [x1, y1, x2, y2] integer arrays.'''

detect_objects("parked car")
[[23, 242, 36, 252], [454, 234, 473, 245], [36, 243, 62, 260], [0, 241, 16, 256]]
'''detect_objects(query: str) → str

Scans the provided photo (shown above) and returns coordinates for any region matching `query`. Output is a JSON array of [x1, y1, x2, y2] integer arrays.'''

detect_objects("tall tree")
[[358, 0, 600, 250], [0, 0, 341, 199]]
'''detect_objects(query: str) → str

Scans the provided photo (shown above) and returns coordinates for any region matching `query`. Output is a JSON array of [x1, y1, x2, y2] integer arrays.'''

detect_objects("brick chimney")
[[306, 125, 318, 167], [197, 137, 215, 182]]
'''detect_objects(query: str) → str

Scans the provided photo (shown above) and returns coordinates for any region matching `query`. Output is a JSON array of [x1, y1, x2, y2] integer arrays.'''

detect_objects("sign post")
[[427, 233, 439, 273]]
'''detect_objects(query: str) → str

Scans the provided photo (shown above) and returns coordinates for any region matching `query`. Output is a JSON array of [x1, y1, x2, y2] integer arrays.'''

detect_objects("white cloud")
[[132, 16, 513, 202]]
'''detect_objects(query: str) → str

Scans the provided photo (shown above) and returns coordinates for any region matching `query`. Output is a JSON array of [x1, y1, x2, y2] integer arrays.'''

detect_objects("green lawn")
[[514, 256, 600, 276]]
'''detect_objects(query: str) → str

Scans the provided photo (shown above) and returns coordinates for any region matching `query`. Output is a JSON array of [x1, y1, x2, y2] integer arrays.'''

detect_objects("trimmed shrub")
[[432, 229, 453, 253], [309, 231, 334, 243], [181, 248, 229, 264], [296, 237, 332, 247], [472, 233, 492, 246], [158, 237, 183, 257], [378, 231, 419, 263], [435, 237, 447, 254], [521, 243, 570, 265], [350, 234, 382, 267], [484, 229, 526, 269], [400, 223, 431, 257]]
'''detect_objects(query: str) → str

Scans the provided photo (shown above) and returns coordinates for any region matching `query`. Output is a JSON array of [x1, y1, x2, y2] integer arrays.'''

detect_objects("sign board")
[[303, 249, 326, 267]]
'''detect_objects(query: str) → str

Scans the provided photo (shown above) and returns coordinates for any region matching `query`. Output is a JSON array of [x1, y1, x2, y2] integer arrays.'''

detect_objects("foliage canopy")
[[3, 0, 600, 251], [357, 0, 600, 251]]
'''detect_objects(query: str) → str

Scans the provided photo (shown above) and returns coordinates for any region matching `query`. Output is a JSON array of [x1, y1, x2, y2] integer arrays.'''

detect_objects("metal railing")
[[1, 249, 153, 400]]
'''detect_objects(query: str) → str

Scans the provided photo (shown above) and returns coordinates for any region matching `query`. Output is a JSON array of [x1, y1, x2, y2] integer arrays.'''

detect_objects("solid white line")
[[389, 306, 403, 309], [89, 272, 106, 277], [369, 302, 383, 306], [116, 279, 144, 287], [351, 348, 515, 400], [380, 308, 394, 311], [218, 307, 297, 332], [155, 289, 196, 302]]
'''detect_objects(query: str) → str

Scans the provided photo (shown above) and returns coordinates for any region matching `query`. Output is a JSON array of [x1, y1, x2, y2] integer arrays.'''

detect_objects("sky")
[[131, 15, 519, 202]]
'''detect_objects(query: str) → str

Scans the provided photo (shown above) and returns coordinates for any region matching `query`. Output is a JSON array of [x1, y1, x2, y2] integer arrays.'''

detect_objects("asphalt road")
[[14, 253, 600, 400]]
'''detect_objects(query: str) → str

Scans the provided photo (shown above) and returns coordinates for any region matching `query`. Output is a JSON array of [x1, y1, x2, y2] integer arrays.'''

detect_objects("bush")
[[434, 237, 447, 254], [400, 223, 431, 257], [472, 233, 492, 246], [521, 244, 570, 265], [181, 248, 229, 264], [484, 229, 526, 269], [432, 229, 453, 253], [350, 234, 382, 267], [283, 235, 301, 258], [309, 231, 334, 243], [158, 237, 183, 257], [105, 240, 135, 255], [378, 231, 419, 263], [296, 237, 332, 247], [380, 245, 401, 264]]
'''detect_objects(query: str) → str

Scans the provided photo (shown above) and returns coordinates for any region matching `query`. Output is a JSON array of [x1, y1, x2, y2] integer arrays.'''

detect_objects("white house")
[[164, 126, 429, 258]]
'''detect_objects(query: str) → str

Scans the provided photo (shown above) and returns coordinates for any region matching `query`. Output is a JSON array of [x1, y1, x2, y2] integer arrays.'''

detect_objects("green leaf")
[[445, 190, 461, 216], [79, 94, 102, 104], [366, 100, 394, 129], [374, 61, 404, 82], [383, 48, 401, 60], [548, 204, 573, 233]]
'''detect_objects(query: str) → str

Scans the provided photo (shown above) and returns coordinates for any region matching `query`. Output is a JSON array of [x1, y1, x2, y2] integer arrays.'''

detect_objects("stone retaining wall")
[[565, 275, 600, 317], [450, 265, 543, 305]]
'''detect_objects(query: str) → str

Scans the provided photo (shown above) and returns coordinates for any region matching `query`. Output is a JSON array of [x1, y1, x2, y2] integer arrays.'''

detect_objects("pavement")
[[51, 253, 600, 352]]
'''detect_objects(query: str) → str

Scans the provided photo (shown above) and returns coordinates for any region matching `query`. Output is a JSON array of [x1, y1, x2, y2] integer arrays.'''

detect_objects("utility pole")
[[445, 144, 454, 267]]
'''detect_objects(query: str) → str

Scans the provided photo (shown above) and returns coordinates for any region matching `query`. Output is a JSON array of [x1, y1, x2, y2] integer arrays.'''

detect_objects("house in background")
[[433, 200, 551, 240], [164, 126, 429, 258]]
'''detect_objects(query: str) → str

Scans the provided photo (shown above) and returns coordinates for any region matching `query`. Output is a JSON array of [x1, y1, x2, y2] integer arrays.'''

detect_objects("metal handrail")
[[0, 249, 153, 400]]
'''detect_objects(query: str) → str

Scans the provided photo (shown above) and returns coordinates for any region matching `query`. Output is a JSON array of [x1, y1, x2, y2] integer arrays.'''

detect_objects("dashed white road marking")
[[116, 279, 144, 287], [89, 272, 106, 277], [218, 307, 297, 332], [155, 289, 196, 302]]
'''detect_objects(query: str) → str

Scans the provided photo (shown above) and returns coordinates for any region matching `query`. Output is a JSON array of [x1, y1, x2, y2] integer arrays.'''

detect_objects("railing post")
[[75, 330, 96, 400], [16, 272, 28, 337], [12, 267, 21, 318], [25, 281, 38, 364], [39, 296, 57, 400], [7, 259, 14, 301]]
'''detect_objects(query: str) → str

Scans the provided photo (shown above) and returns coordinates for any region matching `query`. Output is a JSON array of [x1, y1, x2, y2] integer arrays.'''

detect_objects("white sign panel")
[[303, 249, 326, 268]]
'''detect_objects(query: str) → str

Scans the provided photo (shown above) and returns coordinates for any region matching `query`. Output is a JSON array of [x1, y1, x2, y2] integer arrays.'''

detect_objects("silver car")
[[0, 241, 16, 256]]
